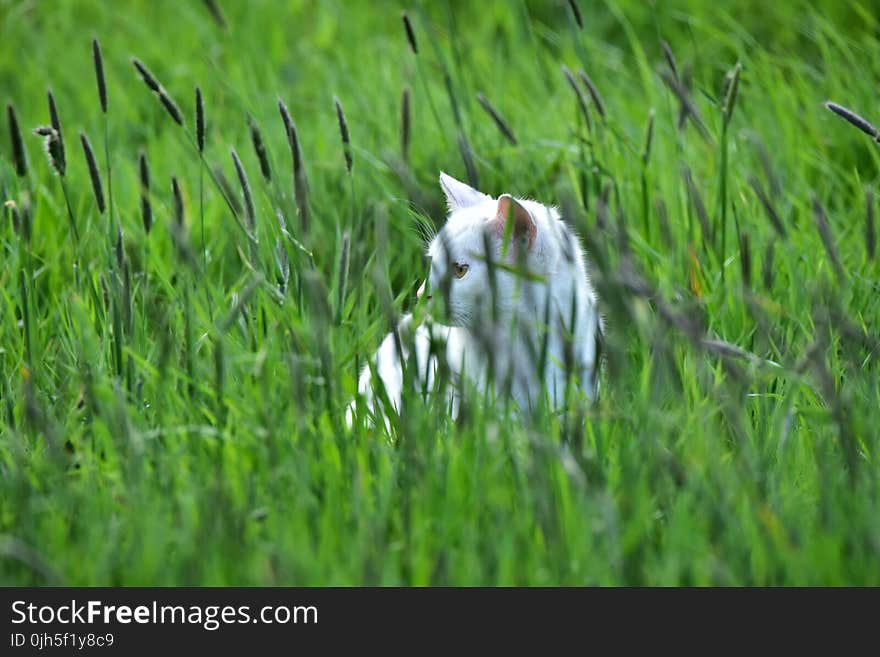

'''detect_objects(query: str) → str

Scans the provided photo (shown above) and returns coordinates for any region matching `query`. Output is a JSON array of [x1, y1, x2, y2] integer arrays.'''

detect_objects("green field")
[[1, 0, 879, 585]]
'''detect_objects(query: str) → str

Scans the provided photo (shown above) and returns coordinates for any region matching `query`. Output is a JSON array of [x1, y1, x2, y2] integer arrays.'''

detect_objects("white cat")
[[346, 172, 602, 428]]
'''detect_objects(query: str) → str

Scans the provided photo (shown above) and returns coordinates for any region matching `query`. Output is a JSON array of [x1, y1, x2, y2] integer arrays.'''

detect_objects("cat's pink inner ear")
[[495, 194, 537, 249]]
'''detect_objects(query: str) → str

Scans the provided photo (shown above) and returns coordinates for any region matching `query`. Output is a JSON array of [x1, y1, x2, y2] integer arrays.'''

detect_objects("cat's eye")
[[453, 262, 469, 279]]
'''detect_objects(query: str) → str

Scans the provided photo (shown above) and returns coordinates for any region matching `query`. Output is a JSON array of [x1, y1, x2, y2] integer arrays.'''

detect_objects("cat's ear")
[[439, 171, 491, 213], [493, 194, 537, 250]]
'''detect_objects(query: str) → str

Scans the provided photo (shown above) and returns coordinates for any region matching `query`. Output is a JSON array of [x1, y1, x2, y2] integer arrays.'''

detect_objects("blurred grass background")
[[1, 0, 878, 584]]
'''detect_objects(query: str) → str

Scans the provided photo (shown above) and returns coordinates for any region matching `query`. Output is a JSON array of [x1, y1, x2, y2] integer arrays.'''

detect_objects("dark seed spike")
[[79, 132, 105, 214], [159, 90, 184, 127], [577, 70, 606, 119], [457, 133, 479, 191], [139, 151, 152, 234], [46, 90, 66, 176], [661, 40, 679, 81], [812, 197, 844, 279], [213, 165, 242, 216], [676, 65, 692, 130], [866, 188, 876, 261], [92, 38, 107, 113], [475, 92, 517, 145], [721, 61, 742, 125], [195, 87, 205, 153], [230, 147, 256, 238], [682, 166, 711, 243], [6, 197, 32, 244], [34, 126, 64, 177], [567, 0, 584, 29], [277, 98, 310, 233], [748, 175, 786, 238], [749, 134, 782, 198], [132, 57, 183, 126], [562, 65, 592, 132], [334, 96, 353, 174], [277, 99, 297, 169], [202, 0, 227, 29], [21, 195, 32, 244], [401, 87, 411, 163], [659, 68, 711, 142], [825, 101, 879, 141], [402, 13, 418, 54], [642, 109, 655, 165], [172, 176, 184, 226], [7, 201, 20, 236], [100, 274, 110, 313], [247, 115, 272, 182], [7, 104, 28, 177], [132, 58, 161, 93], [275, 237, 290, 296]]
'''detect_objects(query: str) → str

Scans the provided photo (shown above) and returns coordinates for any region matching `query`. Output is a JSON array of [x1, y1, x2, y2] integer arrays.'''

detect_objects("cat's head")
[[421, 172, 556, 327]]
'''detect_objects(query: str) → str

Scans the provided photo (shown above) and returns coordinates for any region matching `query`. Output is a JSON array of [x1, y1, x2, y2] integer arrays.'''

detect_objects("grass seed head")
[[195, 86, 205, 153], [567, 0, 584, 29], [46, 90, 66, 175], [92, 38, 107, 113], [139, 151, 152, 234], [202, 0, 227, 29], [8, 194, 34, 244], [132, 58, 161, 92], [562, 65, 593, 132], [277, 98, 310, 233], [748, 175, 786, 238], [811, 197, 844, 279], [79, 132, 105, 214], [334, 96, 353, 174], [7, 103, 28, 177], [401, 87, 411, 162], [659, 68, 711, 142], [402, 13, 418, 54], [159, 89, 184, 126], [34, 125, 65, 177], [642, 109, 655, 165], [577, 70, 606, 119], [247, 115, 272, 182], [172, 175, 184, 225], [721, 61, 742, 125], [682, 166, 711, 243], [476, 92, 517, 145], [132, 57, 183, 126], [825, 101, 879, 141], [277, 98, 300, 171], [231, 147, 256, 239], [213, 165, 243, 216], [661, 40, 679, 81]]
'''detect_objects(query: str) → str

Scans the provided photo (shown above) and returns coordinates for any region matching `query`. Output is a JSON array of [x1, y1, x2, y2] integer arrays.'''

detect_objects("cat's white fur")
[[346, 172, 602, 428]]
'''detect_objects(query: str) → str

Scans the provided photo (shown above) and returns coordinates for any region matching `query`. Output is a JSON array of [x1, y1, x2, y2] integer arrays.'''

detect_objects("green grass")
[[1, 0, 879, 585]]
